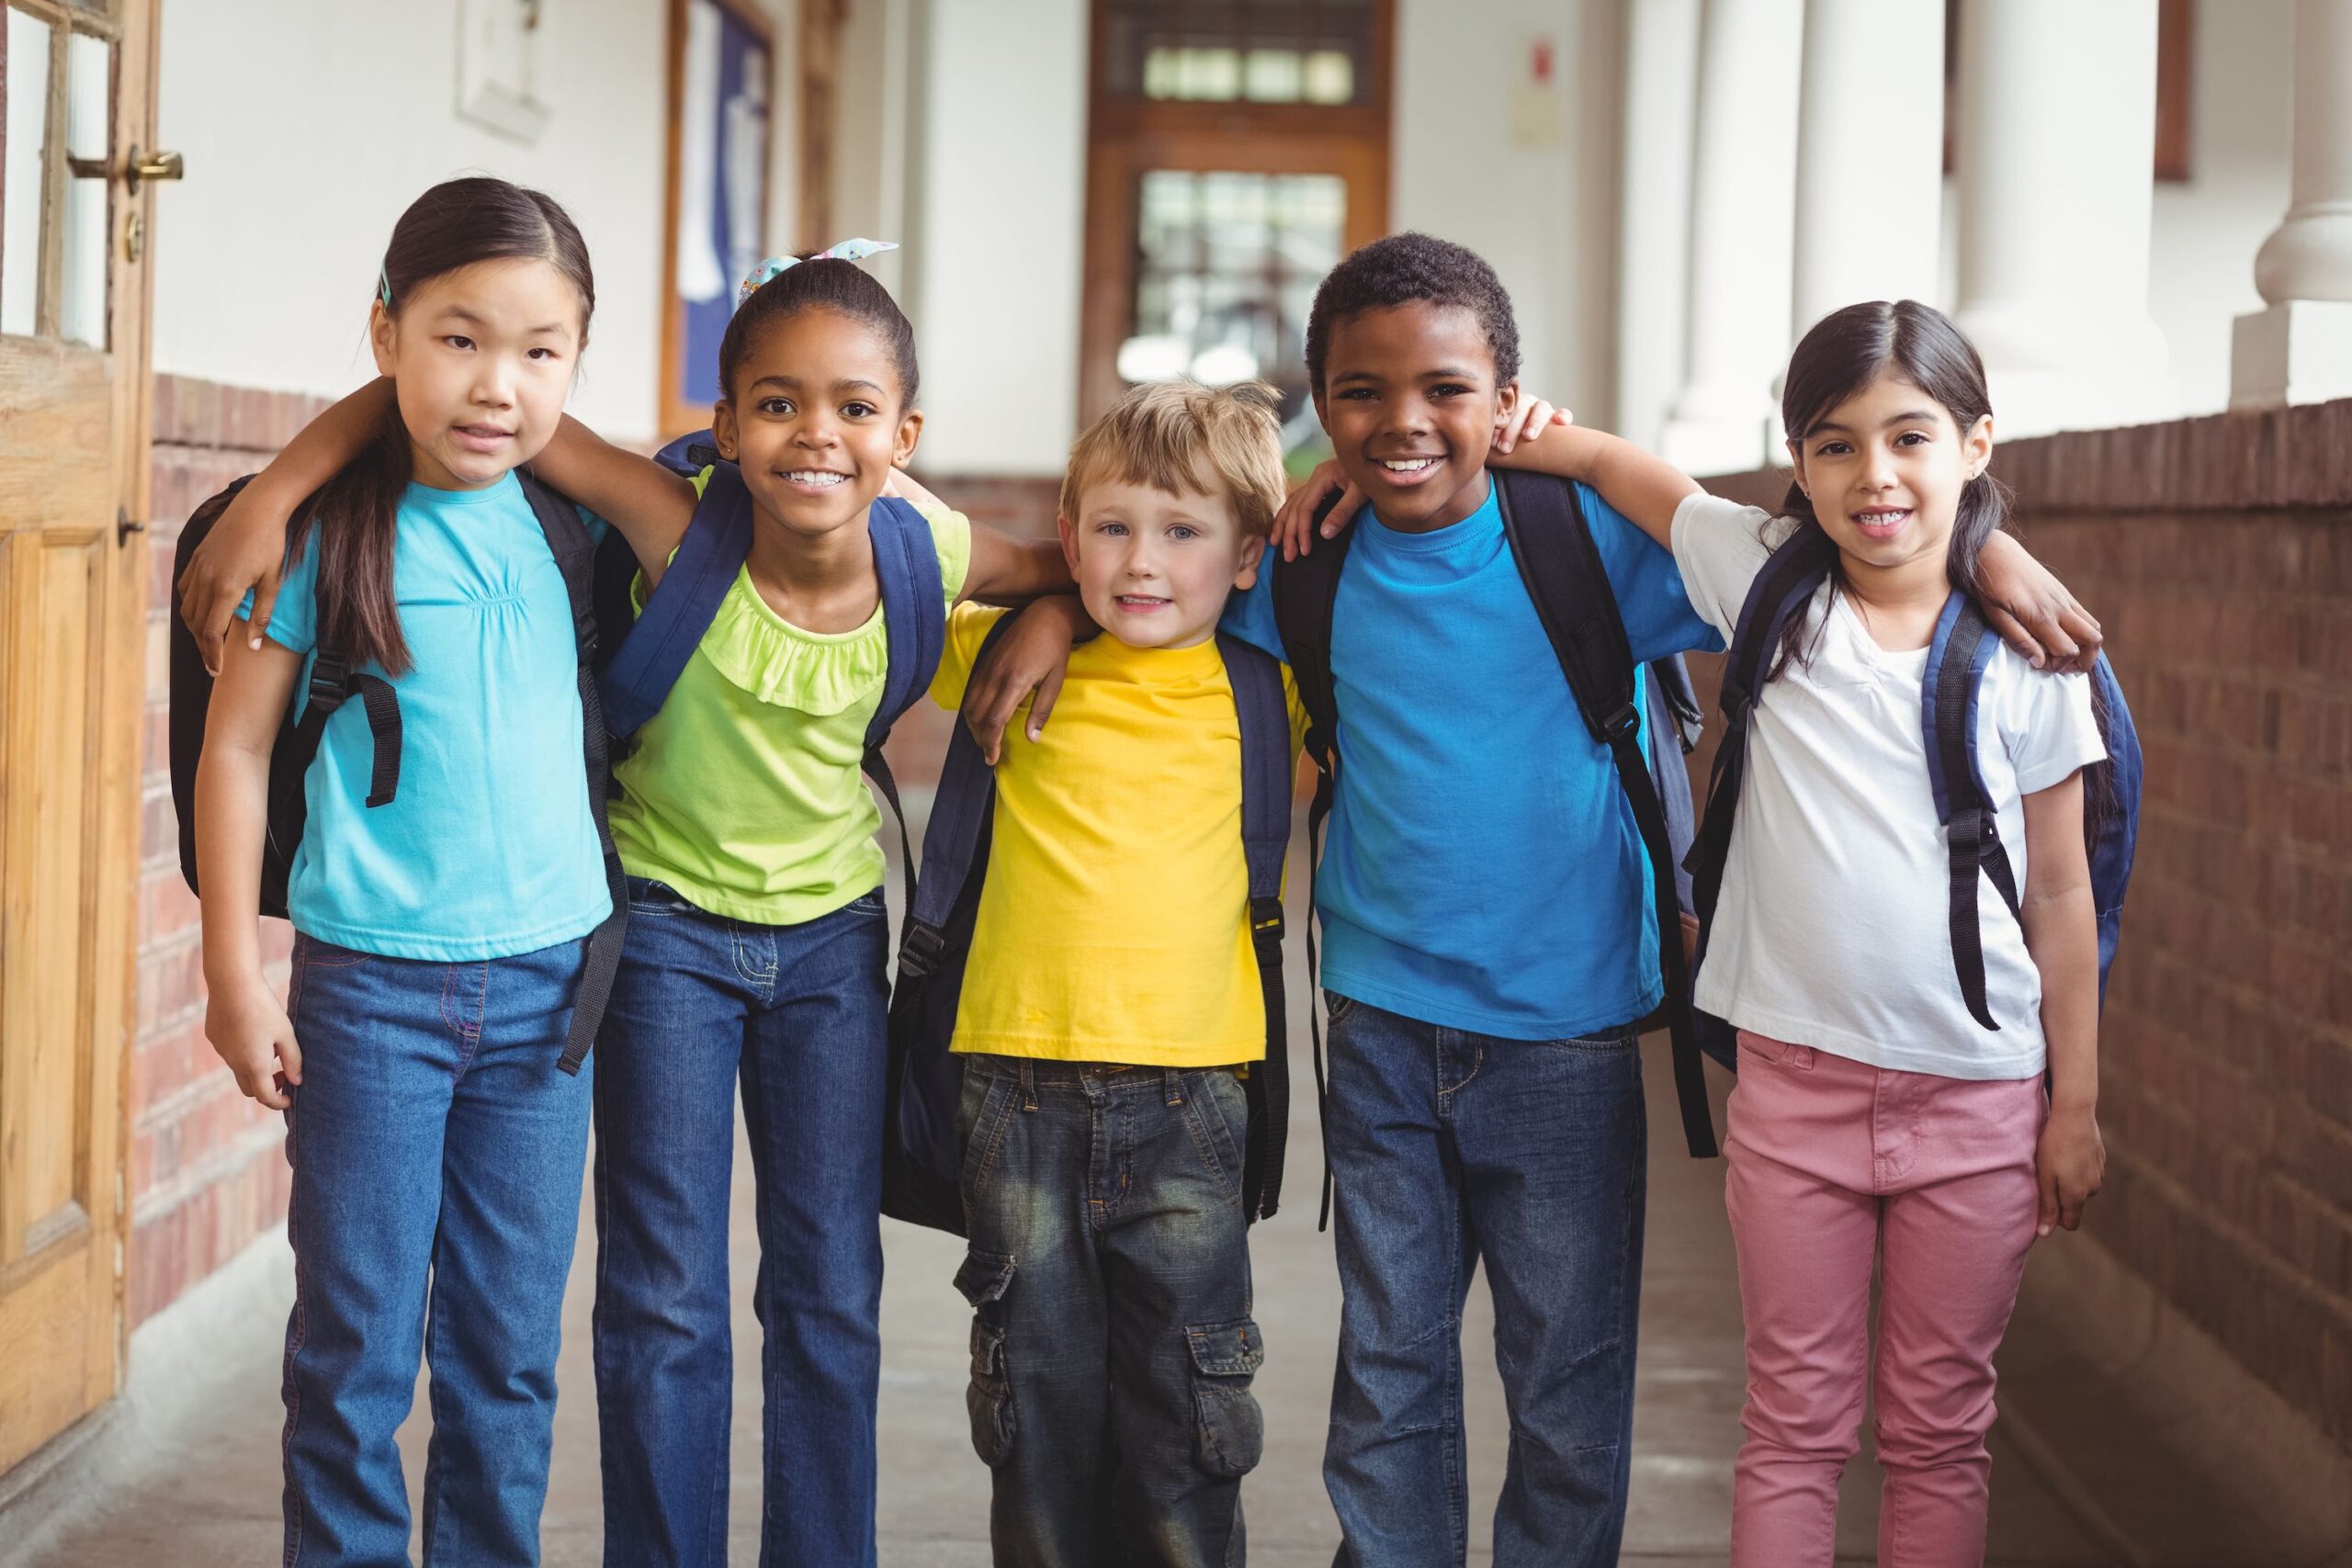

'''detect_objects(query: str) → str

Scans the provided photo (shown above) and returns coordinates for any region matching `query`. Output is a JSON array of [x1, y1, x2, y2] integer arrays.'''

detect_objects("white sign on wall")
[[457, 0, 551, 143]]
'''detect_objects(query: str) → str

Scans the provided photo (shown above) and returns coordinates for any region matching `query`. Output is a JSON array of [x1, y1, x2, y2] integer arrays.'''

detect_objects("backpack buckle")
[[1599, 700, 1641, 744], [899, 921, 947, 980], [1250, 897, 1284, 943], [305, 653, 349, 714]]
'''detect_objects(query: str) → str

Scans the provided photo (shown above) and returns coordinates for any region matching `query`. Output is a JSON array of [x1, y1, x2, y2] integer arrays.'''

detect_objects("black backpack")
[[881, 616, 1297, 1235], [1272, 468, 1719, 1211], [167, 469, 629, 1073]]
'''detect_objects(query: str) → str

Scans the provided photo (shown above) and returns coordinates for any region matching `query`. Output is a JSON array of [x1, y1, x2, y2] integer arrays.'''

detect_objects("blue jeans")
[[591, 877, 889, 1568], [1320, 993, 1647, 1568], [956, 1055, 1264, 1568], [279, 933, 593, 1568]]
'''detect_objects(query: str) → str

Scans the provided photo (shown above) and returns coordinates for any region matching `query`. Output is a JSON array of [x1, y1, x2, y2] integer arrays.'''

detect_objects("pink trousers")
[[1724, 1031, 2043, 1568]]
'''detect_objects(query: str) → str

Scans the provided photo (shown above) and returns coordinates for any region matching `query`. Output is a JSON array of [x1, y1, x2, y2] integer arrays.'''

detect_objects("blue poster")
[[673, 0, 771, 416]]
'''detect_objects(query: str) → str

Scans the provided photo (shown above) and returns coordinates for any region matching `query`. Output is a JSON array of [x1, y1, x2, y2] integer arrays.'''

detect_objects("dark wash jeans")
[[279, 933, 593, 1568], [1320, 993, 1647, 1568], [956, 1054, 1266, 1568], [590, 877, 890, 1568]]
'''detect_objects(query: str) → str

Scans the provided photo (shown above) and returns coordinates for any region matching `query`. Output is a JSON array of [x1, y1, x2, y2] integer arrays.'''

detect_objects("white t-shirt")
[[1671, 493, 2108, 1079]]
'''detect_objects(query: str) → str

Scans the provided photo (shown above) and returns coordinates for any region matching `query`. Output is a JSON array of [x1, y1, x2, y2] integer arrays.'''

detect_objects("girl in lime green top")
[[178, 249, 1072, 1566]]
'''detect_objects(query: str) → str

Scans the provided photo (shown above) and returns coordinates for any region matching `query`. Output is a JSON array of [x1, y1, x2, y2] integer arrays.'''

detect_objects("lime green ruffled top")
[[607, 502, 971, 924]]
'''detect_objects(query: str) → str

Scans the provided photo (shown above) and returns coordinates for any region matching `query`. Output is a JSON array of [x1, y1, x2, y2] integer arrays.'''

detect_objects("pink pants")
[[1724, 1031, 2043, 1568]]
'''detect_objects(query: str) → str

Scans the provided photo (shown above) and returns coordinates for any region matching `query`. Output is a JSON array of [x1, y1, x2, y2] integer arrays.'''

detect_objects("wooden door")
[[0, 0, 159, 1473]]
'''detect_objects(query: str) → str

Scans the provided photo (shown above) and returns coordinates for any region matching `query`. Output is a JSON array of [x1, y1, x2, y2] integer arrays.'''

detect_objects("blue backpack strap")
[[2086, 654, 2140, 1007], [514, 469, 630, 1074], [596, 457, 754, 739], [1218, 635, 1295, 1223], [1685, 525, 1837, 1069], [860, 494, 946, 930], [1923, 593, 2022, 1032], [880, 611, 1022, 1236]]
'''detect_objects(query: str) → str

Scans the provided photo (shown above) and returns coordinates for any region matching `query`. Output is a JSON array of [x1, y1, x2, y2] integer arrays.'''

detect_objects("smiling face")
[[711, 306, 922, 541], [1313, 301, 1518, 534], [1057, 472, 1264, 651], [370, 256, 585, 491], [1787, 371, 1993, 573]]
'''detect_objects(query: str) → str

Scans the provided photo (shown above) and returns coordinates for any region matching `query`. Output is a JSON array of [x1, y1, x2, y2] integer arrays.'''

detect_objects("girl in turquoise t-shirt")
[[185, 249, 1071, 1568], [194, 177, 675, 1567]]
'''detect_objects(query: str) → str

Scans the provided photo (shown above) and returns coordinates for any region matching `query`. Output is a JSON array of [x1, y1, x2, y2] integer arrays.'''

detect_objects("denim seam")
[[964, 1074, 1016, 1206], [444, 962, 488, 1080], [1176, 1081, 1244, 1209], [279, 1110, 306, 1568], [424, 1235, 457, 1562]]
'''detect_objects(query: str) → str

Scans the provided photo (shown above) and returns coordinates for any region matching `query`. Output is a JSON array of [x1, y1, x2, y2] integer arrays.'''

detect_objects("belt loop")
[[1163, 1066, 1184, 1106], [1018, 1060, 1038, 1111]]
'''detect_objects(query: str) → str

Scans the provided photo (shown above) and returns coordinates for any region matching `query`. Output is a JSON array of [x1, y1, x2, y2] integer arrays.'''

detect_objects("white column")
[[1661, 0, 1805, 477], [1951, 0, 2172, 437], [1614, 0, 1702, 456], [2232, 0, 2352, 409], [1792, 0, 1945, 335]]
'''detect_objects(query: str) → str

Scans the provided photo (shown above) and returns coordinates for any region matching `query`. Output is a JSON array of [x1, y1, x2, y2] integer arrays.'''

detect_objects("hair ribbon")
[[737, 238, 898, 310]]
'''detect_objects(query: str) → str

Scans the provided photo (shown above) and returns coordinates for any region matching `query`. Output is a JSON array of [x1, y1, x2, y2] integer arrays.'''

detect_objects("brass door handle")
[[66, 146, 184, 192]]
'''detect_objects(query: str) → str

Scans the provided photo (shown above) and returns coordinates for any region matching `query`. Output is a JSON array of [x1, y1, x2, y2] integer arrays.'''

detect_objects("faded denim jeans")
[[955, 1054, 1265, 1568], [1321, 992, 1648, 1568]]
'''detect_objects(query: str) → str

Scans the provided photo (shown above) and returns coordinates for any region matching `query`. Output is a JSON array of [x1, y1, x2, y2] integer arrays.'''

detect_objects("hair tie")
[[737, 238, 898, 310], [379, 267, 393, 309]]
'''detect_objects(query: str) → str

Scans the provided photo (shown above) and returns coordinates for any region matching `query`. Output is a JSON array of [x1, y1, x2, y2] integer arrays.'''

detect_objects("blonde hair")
[[1060, 379, 1288, 541]]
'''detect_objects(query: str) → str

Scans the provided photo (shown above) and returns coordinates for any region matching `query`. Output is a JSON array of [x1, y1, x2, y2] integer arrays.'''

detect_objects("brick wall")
[[130, 377, 334, 1325], [1700, 397, 2352, 1447]]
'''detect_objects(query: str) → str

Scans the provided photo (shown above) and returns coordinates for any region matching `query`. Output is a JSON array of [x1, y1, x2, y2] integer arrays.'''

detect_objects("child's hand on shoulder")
[[180, 479, 299, 677], [962, 597, 1090, 765], [2034, 1101, 2105, 1239], [206, 974, 303, 1111], [1491, 395, 1571, 455]]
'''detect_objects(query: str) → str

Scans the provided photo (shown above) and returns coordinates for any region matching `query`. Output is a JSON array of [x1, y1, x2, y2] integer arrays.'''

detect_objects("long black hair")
[[720, 254, 919, 409], [1769, 299, 2006, 681], [291, 177, 594, 675]]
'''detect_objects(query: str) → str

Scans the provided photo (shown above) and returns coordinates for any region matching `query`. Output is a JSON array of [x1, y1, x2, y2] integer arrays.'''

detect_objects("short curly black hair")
[[1305, 231, 1521, 398]]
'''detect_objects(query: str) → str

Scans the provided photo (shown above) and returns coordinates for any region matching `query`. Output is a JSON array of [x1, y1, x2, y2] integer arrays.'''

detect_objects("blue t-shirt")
[[248, 472, 611, 961], [1222, 474, 1720, 1038]]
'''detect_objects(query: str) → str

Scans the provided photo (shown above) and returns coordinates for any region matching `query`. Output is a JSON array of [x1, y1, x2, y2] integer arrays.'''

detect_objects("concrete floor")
[[17, 852, 2120, 1567]]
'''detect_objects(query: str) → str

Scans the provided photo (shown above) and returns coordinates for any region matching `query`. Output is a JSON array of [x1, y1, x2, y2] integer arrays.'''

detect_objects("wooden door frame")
[[0, 0, 159, 1473], [1076, 0, 1395, 427], [657, 0, 783, 438]]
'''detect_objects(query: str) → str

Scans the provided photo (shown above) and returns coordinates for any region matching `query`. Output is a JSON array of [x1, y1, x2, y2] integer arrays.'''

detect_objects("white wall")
[[154, 0, 792, 447], [1390, 0, 1624, 425], [898, 0, 1089, 475]]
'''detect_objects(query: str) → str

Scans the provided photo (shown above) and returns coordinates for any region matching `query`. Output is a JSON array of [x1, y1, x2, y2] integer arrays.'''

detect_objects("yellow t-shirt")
[[608, 502, 971, 924], [930, 603, 1307, 1066]]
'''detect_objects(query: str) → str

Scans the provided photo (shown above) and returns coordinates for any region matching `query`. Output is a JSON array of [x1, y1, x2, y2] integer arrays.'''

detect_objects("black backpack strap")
[[1268, 500, 1353, 1230], [1925, 594, 2018, 1032], [258, 651, 401, 892], [1492, 468, 1716, 1158], [1217, 635, 1295, 1223], [516, 472, 630, 1076], [896, 611, 1022, 982], [862, 495, 948, 934]]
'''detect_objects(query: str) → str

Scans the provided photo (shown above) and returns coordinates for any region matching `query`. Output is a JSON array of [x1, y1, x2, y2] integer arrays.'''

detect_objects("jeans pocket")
[[1179, 1071, 1249, 1208], [1323, 990, 1359, 1028], [625, 878, 696, 916], [958, 1069, 1014, 1207], [1186, 1316, 1265, 1478], [1546, 1024, 1639, 1052], [1736, 1031, 1814, 1070], [293, 933, 370, 969], [955, 1250, 1017, 1469]]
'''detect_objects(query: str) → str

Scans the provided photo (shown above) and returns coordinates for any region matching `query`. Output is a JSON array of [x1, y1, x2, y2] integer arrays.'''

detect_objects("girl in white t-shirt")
[[1446, 299, 2107, 1567]]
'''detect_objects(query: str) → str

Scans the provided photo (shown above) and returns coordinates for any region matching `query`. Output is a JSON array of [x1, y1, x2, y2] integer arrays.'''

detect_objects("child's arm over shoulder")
[[1489, 424, 1700, 549], [193, 626, 308, 1111], [530, 416, 695, 590]]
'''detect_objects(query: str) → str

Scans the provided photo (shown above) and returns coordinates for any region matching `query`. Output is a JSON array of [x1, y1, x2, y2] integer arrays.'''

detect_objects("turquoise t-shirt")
[[1220, 474, 1721, 1039], [248, 471, 611, 961]]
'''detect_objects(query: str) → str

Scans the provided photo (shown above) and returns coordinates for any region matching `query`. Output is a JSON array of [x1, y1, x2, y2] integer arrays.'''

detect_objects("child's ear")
[[1232, 533, 1267, 592], [1055, 513, 1082, 578], [891, 408, 925, 469], [1784, 437, 1810, 499], [711, 400, 740, 462], [1493, 378, 1521, 423], [1963, 413, 1994, 479], [368, 302, 397, 377]]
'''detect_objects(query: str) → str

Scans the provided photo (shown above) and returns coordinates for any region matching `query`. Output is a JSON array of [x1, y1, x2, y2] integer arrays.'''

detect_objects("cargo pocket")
[[1186, 1316, 1265, 1478], [955, 1249, 1016, 1468]]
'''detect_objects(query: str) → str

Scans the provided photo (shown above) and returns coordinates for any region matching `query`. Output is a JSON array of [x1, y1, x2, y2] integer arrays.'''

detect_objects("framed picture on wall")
[[662, 0, 777, 437]]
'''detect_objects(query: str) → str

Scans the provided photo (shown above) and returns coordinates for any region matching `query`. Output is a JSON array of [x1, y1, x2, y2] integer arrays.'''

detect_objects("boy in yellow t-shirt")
[[926, 379, 1303, 1564]]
